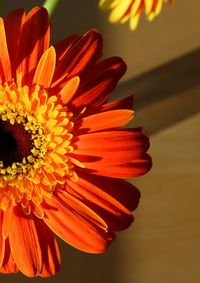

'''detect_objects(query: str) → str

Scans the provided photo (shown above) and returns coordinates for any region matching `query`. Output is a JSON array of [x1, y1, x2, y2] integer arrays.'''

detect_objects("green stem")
[[43, 0, 60, 17]]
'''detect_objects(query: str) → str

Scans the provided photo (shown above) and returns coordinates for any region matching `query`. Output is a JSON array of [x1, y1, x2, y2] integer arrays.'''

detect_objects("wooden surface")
[[121, 112, 200, 283]]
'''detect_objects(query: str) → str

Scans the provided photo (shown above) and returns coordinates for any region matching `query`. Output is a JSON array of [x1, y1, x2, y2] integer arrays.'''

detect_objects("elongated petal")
[[68, 57, 126, 110], [43, 191, 114, 253], [59, 76, 80, 104], [87, 56, 127, 80], [130, 4, 143, 30], [83, 95, 134, 117], [0, 239, 18, 274], [0, 18, 12, 82], [2, 204, 13, 239], [75, 110, 133, 134], [17, 7, 50, 84], [66, 175, 136, 231], [9, 207, 42, 277], [80, 153, 152, 178], [73, 130, 150, 163], [4, 9, 25, 76], [78, 173, 141, 211], [109, 0, 133, 22], [33, 46, 56, 88], [53, 29, 102, 81], [0, 210, 5, 267], [34, 218, 60, 277], [69, 70, 118, 110], [99, 95, 134, 111], [54, 34, 81, 63]]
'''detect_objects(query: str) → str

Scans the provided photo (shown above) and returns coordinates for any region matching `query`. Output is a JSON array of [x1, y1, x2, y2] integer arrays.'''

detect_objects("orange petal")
[[17, 7, 50, 85], [33, 46, 56, 88], [53, 29, 102, 81], [34, 218, 61, 277], [59, 76, 80, 104], [9, 206, 42, 277], [66, 176, 135, 231], [0, 18, 12, 82], [2, 204, 13, 239], [73, 130, 150, 163], [4, 9, 25, 77], [0, 210, 5, 267], [81, 153, 152, 178], [43, 191, 114, 253], [76, 109, 133, 133], [0, 239, 18, 274]]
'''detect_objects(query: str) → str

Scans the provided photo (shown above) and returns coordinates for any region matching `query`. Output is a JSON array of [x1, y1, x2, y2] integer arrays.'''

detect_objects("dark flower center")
[[0, 121, 33, 167]]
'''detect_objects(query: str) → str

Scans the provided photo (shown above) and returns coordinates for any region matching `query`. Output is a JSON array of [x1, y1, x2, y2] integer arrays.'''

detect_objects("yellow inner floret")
[[0, 79, 77, 218]]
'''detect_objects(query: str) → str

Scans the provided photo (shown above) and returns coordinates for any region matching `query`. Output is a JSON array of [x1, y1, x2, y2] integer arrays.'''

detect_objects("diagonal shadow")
[[113, 48, 200, 135]]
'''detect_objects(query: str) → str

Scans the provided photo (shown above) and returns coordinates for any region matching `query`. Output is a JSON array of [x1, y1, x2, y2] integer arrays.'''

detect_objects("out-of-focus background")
[[1, 1, 200, 282]]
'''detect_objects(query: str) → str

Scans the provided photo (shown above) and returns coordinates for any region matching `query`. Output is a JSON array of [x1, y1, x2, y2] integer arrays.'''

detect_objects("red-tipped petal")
[[65, 175, 136, 231], [43, 191, 114, 253], [100, 95, 134, 111], [17, 7, 50, 84], [54, 34, 81, 63], [88, 56, 127, 80], [69, 69, 118, 110], [34, 218, 61, 277], [53, 29, 102, 81], [74, 172, 141, 211], [4, 9, 25, 77]]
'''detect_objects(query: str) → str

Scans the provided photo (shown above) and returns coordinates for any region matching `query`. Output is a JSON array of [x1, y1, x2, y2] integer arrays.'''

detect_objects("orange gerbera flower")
[[0, 7, 152, 277], [99, 0, 175, 30]]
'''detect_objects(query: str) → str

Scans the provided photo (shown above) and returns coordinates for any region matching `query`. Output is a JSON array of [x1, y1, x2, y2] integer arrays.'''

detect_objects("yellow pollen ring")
[[0, 104, 47, 180], [0, 80, 78, 218]]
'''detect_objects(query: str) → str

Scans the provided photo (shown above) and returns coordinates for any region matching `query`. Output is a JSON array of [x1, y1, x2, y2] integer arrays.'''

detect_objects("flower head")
[[0, 7, 151, 277], [99, 0, 175, 30]]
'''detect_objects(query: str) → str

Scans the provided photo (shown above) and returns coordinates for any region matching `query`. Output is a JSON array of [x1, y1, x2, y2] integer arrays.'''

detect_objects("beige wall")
[[3, 0, 200, 81], [100, 0, 200, 80]]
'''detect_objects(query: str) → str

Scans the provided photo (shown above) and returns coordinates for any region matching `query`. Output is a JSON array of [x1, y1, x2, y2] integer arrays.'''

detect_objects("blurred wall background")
[[3, 0, 200, 80], [1, 1, 200, 283]]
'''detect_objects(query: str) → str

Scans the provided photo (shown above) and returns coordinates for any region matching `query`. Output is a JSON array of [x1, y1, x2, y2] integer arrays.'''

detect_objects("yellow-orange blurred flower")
[[99, 0, 175, 30]]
